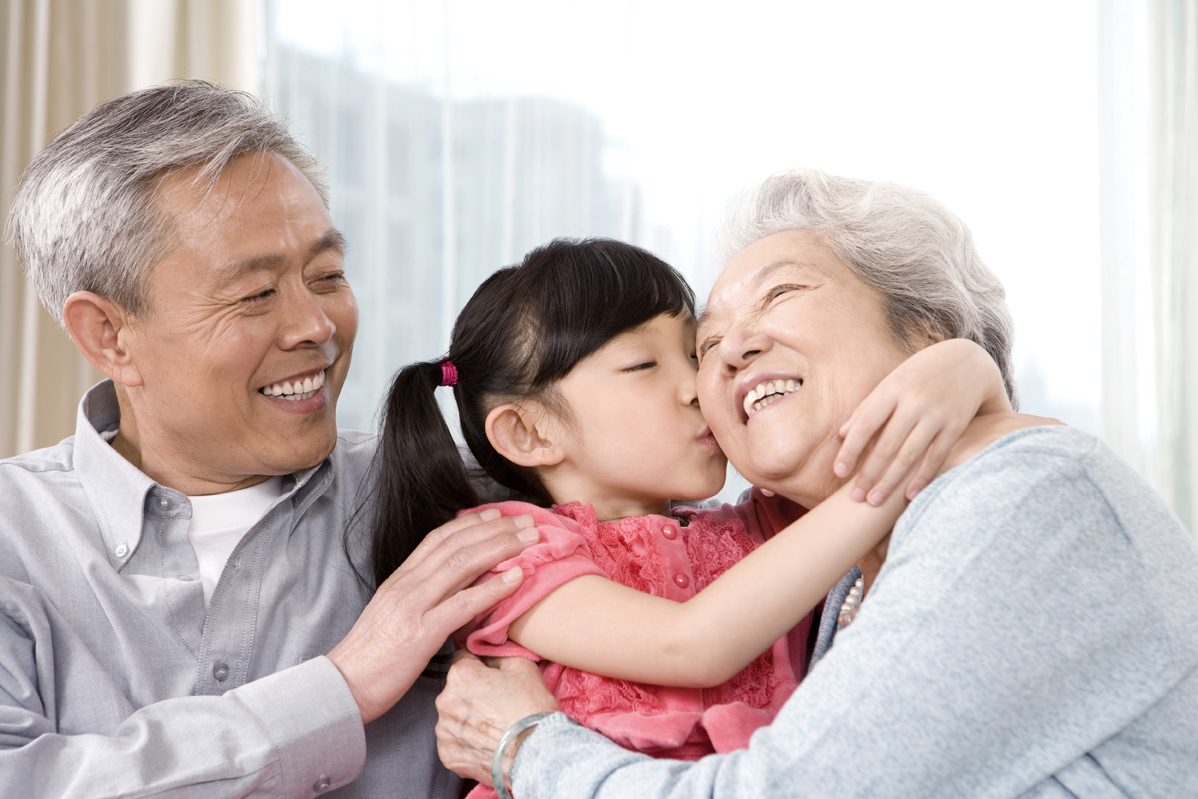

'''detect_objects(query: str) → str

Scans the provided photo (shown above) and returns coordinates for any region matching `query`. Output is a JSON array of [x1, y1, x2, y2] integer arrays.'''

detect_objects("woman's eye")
[[766, 284, 799, 302], [698, 337, 721, 359]]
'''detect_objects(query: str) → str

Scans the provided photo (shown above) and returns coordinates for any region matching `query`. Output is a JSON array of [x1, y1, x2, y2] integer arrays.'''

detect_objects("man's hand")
[[328, 509, 540, 724], [436, 651, 559, 787]]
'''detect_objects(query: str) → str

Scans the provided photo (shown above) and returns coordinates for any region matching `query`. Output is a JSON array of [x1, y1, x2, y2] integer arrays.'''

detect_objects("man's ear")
[[61, 291, 144, 387], [485, 403, 564, 468]]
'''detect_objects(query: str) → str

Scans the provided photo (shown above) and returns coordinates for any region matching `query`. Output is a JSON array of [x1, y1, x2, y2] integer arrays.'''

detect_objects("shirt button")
[[313, 776, 332, 792], [114, 544, 128, 557], [661, 525, 677, 540], [157, 497, 172, 510], [673, 573, 690, 589], [213, 662, 230, 682]]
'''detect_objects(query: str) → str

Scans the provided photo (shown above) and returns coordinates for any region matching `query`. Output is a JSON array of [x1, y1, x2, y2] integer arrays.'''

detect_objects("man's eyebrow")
[[215, 229, 346, 282]]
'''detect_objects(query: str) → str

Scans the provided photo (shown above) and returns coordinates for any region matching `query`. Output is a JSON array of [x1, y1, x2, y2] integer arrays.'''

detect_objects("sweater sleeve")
[[507, 428, 1198, 798], [454, 502, 607, 660]]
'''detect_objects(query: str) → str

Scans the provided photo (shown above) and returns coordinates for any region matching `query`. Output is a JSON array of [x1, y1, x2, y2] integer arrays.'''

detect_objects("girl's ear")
[[485, 403, 565, 468]]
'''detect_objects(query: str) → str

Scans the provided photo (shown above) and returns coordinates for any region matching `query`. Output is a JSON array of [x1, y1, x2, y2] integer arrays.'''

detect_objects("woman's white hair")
[[5, 80, 326, 326], [717, 169, 1018, 407]]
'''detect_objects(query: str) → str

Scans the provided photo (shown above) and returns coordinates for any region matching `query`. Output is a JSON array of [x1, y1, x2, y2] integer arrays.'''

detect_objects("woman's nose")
[[717, 324, 771, 371]]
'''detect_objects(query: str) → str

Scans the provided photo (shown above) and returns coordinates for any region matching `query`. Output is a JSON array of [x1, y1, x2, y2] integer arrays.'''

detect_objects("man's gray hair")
[[5, 80, 326, 326], [717, 169, 1018, 407]]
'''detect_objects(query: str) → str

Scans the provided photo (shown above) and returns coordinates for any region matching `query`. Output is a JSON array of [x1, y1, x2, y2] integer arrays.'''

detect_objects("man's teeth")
[[744, 378, 801, 418], [261, 370, 326, 401]]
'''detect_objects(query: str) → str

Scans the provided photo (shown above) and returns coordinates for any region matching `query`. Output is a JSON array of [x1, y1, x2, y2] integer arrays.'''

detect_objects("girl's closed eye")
[[625, 361, 658, 372]]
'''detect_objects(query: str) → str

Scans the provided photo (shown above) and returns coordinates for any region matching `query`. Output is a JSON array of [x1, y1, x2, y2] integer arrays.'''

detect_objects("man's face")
[[121, 152, 358, 490]]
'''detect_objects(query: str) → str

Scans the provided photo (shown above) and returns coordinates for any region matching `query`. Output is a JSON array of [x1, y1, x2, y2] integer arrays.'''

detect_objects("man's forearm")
[[0, 657, 365, 798]]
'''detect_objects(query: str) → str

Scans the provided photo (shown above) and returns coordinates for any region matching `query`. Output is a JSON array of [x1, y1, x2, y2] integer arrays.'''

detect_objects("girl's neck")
[[540, 463, 675, 521], [589, 497, 673, 522]]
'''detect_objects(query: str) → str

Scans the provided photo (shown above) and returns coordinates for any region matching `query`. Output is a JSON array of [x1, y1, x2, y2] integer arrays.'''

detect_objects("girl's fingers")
[[835, 395, 900, 479], [849, 405, 924, 500], [905, 429, 957, 500], [860, 421, 938, 505]]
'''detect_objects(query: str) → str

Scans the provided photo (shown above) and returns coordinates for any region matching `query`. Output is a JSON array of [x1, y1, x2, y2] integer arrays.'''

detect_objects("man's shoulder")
[[0, 436, 77, 483], [330, 429, 378, 473]]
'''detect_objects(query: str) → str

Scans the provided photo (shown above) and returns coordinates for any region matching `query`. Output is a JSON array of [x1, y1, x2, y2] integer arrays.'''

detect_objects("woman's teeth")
[[744, 378, 801, 418], [260, 370, 326, 401]]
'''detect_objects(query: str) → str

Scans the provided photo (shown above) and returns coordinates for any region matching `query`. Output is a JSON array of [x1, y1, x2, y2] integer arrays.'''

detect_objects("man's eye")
[[316, 271, 347, 286], [245, 288, 275, 303]]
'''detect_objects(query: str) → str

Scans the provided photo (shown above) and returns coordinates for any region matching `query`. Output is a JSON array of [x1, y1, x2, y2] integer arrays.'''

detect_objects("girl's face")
[[546, 312, 727, 520]]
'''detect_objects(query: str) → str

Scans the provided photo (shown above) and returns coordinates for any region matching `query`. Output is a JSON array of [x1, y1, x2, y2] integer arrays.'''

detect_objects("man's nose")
[[279, 287, 335, 349]]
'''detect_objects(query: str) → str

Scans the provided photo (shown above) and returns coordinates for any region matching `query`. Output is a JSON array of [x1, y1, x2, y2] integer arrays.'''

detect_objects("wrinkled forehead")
[[697, 258, 823, 337]]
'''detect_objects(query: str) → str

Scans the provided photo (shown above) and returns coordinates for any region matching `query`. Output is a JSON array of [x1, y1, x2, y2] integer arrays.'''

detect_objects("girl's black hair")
[[368, 237, 696, 588]]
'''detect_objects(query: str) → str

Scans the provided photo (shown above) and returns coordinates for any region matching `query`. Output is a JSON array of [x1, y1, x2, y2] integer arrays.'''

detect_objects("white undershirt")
[[186, 477, 285, 606]]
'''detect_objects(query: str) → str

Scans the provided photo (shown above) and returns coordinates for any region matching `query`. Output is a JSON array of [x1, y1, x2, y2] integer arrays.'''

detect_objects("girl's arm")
[[834, 338, 1012, 505], [507, 482, 904, 688]]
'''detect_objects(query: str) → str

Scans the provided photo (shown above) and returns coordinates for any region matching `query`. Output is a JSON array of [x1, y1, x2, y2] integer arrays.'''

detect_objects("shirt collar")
[[73, 380, 333, 569]]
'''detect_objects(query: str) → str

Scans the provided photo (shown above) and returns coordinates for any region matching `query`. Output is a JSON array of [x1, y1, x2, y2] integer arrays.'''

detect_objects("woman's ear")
[[485, 403, 565, 468], [61, 291, 144, 387]]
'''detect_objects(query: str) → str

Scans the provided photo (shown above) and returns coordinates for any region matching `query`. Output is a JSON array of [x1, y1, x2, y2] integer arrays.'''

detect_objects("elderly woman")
[[435, 170, 1198, 797]]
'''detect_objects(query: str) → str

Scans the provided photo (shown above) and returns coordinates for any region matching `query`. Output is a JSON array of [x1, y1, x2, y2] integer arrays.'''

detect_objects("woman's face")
[[696, 229, 911, 507]]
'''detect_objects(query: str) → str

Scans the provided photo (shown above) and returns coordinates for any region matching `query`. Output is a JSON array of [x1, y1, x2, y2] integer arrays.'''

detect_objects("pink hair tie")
[[440, 359, 458, 387]]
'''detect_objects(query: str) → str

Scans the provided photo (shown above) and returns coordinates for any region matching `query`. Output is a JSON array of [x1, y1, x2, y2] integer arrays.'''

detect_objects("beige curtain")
[[0, 0, 259, 459]]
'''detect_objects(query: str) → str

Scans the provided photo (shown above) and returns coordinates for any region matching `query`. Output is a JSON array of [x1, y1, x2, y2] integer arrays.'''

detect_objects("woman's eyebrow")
[[697, 260, 818, 334]]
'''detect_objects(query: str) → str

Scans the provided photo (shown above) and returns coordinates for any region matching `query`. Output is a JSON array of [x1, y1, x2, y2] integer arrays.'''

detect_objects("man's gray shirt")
[[512, 427, 1198, 797], [0, 381, 459, 798]]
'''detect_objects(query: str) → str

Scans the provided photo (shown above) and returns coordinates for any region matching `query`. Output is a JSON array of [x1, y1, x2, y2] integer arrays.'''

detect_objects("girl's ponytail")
[[370, 359, 479, 588]]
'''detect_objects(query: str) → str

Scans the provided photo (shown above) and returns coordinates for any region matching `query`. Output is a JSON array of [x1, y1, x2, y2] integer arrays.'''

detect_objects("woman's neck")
[[857, 534, 891, 594]]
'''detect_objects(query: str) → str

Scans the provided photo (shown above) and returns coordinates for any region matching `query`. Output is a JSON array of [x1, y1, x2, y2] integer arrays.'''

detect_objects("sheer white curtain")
[[0, 0, 259, 459], [1100, 0, 1198, 533], [263, 0, 1195, 519]]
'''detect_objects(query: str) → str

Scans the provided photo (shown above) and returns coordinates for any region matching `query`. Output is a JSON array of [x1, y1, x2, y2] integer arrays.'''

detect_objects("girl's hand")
[[834, 338, 1011, 505]]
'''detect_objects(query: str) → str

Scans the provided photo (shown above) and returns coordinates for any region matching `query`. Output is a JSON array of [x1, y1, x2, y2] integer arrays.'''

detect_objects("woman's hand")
[[834, 339, 1011, 505], [436, 651, 560, 787]]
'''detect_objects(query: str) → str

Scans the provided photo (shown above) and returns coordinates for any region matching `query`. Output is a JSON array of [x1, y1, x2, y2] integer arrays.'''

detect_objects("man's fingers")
[[428, 566, 525, 633], [396, 509, 521, 576], [381, 515, 540, 602]]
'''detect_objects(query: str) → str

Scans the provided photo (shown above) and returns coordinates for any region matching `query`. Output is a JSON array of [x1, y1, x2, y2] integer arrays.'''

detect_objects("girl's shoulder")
[[461, 500, 564, 526], [672, 487, 807, 543]]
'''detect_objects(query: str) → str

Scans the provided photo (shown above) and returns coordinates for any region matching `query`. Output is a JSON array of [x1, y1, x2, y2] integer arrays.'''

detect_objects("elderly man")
[[0, 82, 536, 797]]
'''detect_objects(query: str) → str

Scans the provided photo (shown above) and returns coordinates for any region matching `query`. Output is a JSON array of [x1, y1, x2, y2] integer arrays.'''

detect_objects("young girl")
[[372, 239, 1008, 793]]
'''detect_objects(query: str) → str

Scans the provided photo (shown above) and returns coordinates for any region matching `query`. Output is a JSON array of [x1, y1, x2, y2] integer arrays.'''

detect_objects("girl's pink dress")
[[455, 490, 812, 798]]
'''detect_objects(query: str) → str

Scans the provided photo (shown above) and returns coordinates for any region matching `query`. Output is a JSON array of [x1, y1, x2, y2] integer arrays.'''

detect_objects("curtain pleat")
[[0, 0, 260, 458]]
